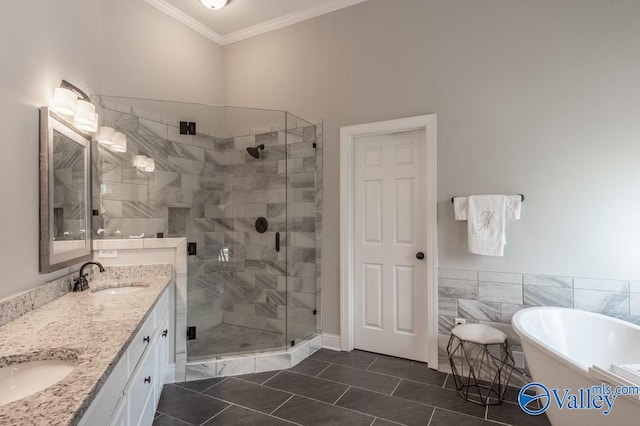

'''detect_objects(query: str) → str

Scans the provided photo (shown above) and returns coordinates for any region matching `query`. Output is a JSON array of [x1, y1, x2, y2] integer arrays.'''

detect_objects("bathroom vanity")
[[0, 265, 173, 425]]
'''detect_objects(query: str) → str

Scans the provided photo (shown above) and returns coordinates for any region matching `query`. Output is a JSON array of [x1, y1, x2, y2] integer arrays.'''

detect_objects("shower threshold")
[[187, 323, 286, 361], [184, 333, 322, 381]]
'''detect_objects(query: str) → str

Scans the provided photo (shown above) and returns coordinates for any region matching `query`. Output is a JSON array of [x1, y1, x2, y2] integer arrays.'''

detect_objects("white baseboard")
[[164, 363, 176, 384], [322, 333, 341, 351]]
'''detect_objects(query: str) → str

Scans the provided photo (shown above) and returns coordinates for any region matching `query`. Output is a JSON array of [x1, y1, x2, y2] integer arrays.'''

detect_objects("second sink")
[[92, 283, 147, 295], [0, 360, 76, 406]]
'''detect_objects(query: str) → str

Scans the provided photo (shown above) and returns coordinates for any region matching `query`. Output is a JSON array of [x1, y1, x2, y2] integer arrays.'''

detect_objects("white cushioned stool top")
[[451, 324, 507, 345]]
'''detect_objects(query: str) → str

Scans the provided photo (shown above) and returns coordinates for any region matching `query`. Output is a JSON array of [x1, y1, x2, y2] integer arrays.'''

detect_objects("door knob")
[[416, 252, 425, 260]]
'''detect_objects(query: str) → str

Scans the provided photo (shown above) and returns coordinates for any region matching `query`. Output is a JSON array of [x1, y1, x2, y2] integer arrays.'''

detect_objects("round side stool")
[[446, 323, 515, 405]]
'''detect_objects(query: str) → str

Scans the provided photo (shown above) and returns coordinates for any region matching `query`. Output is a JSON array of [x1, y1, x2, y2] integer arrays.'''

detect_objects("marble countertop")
[[0, 265, 172, 426]]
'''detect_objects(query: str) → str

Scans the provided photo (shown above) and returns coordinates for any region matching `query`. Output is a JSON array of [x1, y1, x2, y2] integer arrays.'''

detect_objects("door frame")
[[339, 114, 438, 367]]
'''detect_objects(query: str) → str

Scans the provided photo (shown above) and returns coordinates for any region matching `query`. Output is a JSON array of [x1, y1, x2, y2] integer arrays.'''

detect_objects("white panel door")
[[353, 129, 428, 362]]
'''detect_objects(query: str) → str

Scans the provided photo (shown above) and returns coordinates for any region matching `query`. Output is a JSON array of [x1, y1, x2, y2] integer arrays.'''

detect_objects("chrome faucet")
[[73, 261, 105, 292]]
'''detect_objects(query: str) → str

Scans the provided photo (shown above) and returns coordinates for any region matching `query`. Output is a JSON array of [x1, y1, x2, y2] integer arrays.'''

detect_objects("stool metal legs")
[[447, 334, 516, 405]]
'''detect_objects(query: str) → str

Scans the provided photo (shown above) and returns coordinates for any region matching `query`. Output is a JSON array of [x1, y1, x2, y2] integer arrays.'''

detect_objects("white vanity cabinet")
[[79, 286, 171, 426]]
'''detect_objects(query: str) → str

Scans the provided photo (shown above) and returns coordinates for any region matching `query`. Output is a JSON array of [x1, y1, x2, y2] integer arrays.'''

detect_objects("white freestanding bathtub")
[[512, 307, 640, 425]]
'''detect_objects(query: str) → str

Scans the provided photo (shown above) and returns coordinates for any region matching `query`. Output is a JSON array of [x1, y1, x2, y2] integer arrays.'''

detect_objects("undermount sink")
[[0, 360, 75, 406], [91, 282, 147, 295]]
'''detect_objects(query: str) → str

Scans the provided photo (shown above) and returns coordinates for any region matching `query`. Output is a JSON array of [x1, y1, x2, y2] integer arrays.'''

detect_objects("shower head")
[[246, 144, 265, 159]]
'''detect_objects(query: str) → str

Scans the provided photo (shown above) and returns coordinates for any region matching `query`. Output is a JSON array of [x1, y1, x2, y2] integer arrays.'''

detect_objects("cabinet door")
[[107, 396, 128, 426], [128, 341, 157, 426], [78, 353, 128, 426], [156, 313, 169, 404]]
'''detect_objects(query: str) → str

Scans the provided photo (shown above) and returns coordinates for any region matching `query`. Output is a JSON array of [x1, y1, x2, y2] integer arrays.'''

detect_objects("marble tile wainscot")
[[93, 237, 187, 382], [437, 268, 640, 384]]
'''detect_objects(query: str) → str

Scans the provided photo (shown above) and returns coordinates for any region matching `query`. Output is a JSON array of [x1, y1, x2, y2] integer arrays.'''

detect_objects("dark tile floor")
[[154, 349, 550, 426]]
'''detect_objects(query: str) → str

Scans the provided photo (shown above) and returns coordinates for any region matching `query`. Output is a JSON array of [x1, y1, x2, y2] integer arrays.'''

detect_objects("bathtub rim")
[[512, 306, 640, 377]]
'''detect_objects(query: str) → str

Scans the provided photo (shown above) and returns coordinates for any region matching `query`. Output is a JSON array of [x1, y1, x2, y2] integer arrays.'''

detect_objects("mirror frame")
[[39, 107, 92, 273]]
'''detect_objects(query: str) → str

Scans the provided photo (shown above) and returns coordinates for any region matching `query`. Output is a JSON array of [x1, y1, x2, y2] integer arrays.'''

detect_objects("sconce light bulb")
[[135, 155, 147, 170], [52, 88, 77, 116], [144, 158, 155, 172], [111, 132, 127, 153], [98, 127, 115, 145]]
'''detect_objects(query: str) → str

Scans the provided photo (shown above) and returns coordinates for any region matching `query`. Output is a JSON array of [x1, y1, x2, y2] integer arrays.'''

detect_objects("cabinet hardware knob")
[[143, 336, 150, 343], [162, 329, 168, 337], [416, 252, 425, 260], [144, 376, 151, 384]]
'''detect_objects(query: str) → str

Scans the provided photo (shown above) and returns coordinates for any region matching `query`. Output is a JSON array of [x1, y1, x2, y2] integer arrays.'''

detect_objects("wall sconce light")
[[200, 0, 228, 10], [51, 80, 99, 132], [111, 132, 127, 153], [97, 126, 128, 153], [52, 87, 77, 116], [134, 154, 155, 172], [74, 100, 98, 132], [97, 126, 115, 146]]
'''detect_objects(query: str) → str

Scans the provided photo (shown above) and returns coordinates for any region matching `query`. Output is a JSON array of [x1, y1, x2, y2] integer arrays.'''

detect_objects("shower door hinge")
[[187, 326, 196, 340], [313, 309, 317, 315], [180, 121, 196, 135], [187, 242, 197, 256], [312, 142, 317, 148]]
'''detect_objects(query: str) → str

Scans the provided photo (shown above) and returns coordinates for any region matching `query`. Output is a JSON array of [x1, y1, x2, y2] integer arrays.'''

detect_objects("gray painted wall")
[[222, 0, 640, 334], [0, 0, 224, 299]]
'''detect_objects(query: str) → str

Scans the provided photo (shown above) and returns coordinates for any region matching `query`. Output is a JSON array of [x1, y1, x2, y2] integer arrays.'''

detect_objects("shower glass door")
[[285, 113, 317, 348], [187, 106, 291, 359]]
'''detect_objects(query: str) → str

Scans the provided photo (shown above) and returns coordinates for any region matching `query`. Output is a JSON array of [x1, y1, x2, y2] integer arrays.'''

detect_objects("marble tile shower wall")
[[220, 127, 318, 342], [438, 268, 640, 365], [93, 101, 320, 348]]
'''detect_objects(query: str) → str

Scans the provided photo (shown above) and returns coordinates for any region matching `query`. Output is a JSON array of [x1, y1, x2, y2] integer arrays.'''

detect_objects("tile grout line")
[[281, 368, 447, 401], [199, 376, 229, 393], [426, 407, 436, 425], [199, 404, 232, 426], [261, 373, 490, 423], [223, 398, 303, 425], [312, 357, 448, 388], [282, 369, 398, 397], [269, 393, 296, 415], [390, 378, 403, 396], [365, 357, 378, 370], [315, 361, 334, 377], [442, 373, 450, 389], [333, 385, 352, 405], [156, 411, 195, 425], [165, 373, 512, 425]]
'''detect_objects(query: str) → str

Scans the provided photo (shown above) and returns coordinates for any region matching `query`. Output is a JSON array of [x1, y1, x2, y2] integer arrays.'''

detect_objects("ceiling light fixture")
[[200, 0, 228, 10]]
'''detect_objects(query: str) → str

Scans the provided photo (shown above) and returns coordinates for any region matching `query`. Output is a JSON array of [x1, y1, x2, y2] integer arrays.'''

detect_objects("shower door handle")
[[275, 232, 280, 252]]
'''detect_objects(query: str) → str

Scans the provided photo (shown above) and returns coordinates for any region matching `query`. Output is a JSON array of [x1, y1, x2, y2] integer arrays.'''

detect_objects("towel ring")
[[451, 194, 525, 203]]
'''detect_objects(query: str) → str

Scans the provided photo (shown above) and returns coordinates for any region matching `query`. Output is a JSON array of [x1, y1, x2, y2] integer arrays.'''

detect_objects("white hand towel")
[[467, 195, 506, 256], [453, 197, 468, 220], [506, 195, 522, 220]]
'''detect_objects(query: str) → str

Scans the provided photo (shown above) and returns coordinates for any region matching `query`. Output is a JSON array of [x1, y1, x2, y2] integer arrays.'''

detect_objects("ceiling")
[[144, 0, 370, 45]]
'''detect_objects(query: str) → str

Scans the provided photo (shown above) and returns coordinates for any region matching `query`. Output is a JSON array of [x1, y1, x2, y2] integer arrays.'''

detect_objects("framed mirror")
[[39, 107, 92, 272]]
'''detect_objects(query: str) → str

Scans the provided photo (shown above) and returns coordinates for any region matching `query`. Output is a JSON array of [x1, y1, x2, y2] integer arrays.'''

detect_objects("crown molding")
[[144, 0, 224, 45], [144, 0, 369, 46], [220, 0, 369, 45]]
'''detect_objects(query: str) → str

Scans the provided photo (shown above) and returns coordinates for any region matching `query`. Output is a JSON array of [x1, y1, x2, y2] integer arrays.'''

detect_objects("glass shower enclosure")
[[92, 96, 318, 371]]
